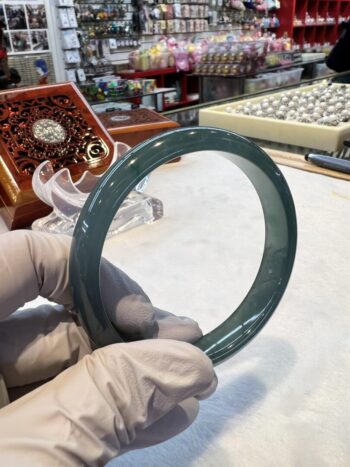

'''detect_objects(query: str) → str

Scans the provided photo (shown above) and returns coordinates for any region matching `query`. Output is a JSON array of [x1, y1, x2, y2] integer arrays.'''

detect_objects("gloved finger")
[[0, 339, 217, 466], [99, 250, 202, 343], [0, 230, 202, 343], [0, 230, 152, 322], [0, 230, 73, 319], [101, 260, 203, 343], [120, 397, 199, 453], [0, 304, 91, 388], [109, 298, 202, 343], [0, 302, 202, 389]]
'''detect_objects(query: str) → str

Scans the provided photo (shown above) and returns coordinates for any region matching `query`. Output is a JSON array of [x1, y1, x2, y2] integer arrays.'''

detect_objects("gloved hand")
[[0, 231, 217, 466]]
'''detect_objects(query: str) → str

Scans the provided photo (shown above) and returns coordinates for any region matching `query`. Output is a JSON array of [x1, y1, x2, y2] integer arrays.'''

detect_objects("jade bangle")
[[69, 127, 297, 366]]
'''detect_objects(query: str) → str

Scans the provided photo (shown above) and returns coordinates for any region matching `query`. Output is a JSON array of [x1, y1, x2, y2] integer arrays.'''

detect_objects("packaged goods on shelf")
[[194, 33, 293, 76], [128, 37, 207, 72], [80, 76, 157, 102]]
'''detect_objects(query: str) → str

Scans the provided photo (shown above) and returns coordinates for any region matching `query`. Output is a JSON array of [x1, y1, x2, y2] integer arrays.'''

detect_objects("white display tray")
[[199, 84, 350, 152]]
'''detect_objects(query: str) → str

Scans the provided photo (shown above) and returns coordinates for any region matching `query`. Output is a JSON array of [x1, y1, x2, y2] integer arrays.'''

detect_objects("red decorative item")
[[0, 82, 115, 229]]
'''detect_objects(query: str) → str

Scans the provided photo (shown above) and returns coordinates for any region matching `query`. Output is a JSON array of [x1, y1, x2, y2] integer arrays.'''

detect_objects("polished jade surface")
[[69, 127, 297, 366]]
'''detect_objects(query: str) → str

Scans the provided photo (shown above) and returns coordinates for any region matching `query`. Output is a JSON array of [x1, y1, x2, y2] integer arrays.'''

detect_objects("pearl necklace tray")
[[199, 83, 350, 153]]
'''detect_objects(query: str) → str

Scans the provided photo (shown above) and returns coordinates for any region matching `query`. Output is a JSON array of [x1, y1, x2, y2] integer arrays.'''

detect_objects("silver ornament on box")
[[327, 105, 336, 114], [318, 115, 339, 126], [340, 110, 350, 122], [279, 105, 288, 113], [335, 102, 344, 112], [298, 114, 313, 123], [287, 110, 297, 120]]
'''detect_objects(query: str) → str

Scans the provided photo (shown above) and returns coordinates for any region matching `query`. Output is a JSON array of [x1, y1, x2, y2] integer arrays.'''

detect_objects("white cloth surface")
[[5, 151, 350, 466]]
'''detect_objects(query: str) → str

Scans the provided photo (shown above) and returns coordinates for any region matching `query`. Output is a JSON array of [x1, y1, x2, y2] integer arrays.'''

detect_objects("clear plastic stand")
[[31, 142, 163, 237]]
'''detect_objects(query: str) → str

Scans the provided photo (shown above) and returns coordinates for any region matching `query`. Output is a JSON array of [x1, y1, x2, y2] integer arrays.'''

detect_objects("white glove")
[[0, 231, 217, 466]]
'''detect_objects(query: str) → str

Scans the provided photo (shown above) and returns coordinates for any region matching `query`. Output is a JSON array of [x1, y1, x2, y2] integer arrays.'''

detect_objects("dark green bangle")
[[69, 127, 297, 366]]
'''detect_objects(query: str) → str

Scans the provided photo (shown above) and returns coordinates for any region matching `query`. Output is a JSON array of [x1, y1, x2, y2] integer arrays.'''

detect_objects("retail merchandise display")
[[199, 83, 350, 152], [195, 33, 293, 76], [128, 31, 295, 75], [80, 75, 156, 102], [128, 37, 206, 72], [215, 0, 281, 31], [55, 0, 334, 107], [60, 0, 141, 83], [134, 0, 282, 35], [231, 82, 350, 126], [135, 0, 210, 35]]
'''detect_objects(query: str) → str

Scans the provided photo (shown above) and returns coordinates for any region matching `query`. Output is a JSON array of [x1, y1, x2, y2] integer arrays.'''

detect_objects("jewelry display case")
[[98, 107, 179, 146], [199, 82, 350, 153], [164, 71, 350, 176], [0, 81, 114, 229]]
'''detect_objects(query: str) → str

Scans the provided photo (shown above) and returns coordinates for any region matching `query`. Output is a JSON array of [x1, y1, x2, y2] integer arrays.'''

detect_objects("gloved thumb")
[[0, 339, 217, 466]]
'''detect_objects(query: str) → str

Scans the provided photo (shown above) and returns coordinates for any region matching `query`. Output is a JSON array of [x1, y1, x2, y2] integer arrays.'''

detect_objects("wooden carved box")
[[98, 108, 179, 146], [0, 82, 114, 229]]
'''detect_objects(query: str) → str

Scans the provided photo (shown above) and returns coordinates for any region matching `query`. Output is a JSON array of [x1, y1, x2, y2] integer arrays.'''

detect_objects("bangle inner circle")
[[69, 127, 297, 366]]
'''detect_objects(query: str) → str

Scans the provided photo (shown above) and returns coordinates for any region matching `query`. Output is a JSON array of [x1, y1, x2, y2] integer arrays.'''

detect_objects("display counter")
[[163, 70, 350, 163]]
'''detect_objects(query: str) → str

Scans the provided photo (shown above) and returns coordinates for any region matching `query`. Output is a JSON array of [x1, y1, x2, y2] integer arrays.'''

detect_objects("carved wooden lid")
[[98, 108, 178, 133]]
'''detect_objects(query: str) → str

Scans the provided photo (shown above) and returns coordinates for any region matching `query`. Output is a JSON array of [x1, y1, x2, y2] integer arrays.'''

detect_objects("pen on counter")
[[305, 154, 350, 174]]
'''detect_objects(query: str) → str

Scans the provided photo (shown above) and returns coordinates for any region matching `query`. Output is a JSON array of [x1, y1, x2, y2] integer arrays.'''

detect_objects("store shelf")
[[278, 0, 349, 49], [119, 67, 199, 111], [119, 67, 178, 78]]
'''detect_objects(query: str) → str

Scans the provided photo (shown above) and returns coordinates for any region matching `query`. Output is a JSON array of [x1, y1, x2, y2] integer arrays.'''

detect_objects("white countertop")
[[3, 152, 350, 467]]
